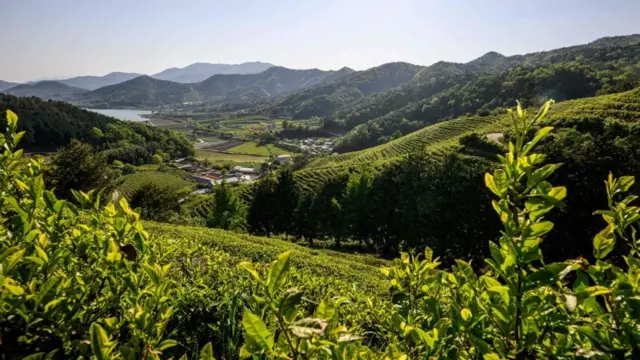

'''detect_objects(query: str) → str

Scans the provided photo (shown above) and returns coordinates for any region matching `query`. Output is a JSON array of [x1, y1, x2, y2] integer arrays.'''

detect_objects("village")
[[278, 137, 336, 154], [172, 154, 293, 194]]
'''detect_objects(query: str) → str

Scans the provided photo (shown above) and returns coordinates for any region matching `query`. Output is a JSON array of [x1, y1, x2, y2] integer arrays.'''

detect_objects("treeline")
[[217, 116, 640, 265], [0, 94, 194, 162]]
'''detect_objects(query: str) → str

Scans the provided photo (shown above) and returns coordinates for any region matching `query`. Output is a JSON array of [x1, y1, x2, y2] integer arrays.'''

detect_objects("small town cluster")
[[173, 154, 292, 193]]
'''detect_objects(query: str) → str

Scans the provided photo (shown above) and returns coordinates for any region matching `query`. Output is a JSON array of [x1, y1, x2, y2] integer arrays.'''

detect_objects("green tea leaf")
[[90, 323, 110, 360], [523, 126, 553, 156], [241, 310, 273, 354], [199, 342, 216, 359], [266, 250, 292, 296], [460, 308, 472, 322], [290, 318, 328, 338], [528, 221, 554, 237], [593, 223, 615, 259]]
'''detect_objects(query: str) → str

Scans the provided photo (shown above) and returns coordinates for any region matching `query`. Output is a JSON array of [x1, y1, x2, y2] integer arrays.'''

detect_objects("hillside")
[[57, 72, 142, 90], [297, 86, 640, 190], [0, 80, 19, 92], [331, 39, 640, 152], [2, 80, 88, 100], [265, 62, 425, 119], [76, 75, 199, 108], [72, 67, 343, 108], [152, 61, 275, 83], [193, 66, 339, 102], [0, 93, 193, 158]]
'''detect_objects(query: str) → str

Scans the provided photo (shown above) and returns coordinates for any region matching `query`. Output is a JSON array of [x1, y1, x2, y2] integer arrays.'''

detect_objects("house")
[[212, 177, 240, 186], [276, 155, 292, 164], [232, 166, 258, 174]]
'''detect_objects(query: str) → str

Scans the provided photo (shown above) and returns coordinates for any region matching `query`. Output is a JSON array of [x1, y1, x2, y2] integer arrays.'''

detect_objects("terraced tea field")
[[296, 87, 640, 191], [118, 171, 194, 198]]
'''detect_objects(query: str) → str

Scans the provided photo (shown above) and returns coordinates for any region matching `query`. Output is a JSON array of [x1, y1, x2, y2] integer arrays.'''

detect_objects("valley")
[[3, 28, 640, 359]]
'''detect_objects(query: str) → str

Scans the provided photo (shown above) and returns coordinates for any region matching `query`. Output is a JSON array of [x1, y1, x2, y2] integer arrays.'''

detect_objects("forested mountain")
[[0, 80, 19, 92], [56, 72, 142, 90], [76, 75, 200, 108], [193, 66, 338, 102], [265, 62, 424, 119], [2, 81, 88, 100], [0, 93, 193, 161], [330, 36, 640, 152], [152, 61, 275, 83], [72, 67, 343, 107]]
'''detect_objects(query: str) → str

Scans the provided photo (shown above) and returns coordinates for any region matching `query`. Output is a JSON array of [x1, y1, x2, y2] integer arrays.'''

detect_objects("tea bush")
[[3, 101, 640, 359]]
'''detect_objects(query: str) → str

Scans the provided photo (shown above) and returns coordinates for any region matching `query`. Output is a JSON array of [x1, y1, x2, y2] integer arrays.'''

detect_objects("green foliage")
[[5, 96, 640, 359], [129, 182, 188, 221], [118, 171, 193, 199], [46, 139, 121, 200], [332, 42, 640, 152], [152, 154, 164, 164], [207, 180, 247, 231], [0, 110, 176, 358], [0, 93, 193, 160]]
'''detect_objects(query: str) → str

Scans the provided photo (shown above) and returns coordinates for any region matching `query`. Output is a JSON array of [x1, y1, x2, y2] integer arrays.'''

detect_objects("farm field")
[[228, 141, 297, 156], [195, 148, 267, 164]]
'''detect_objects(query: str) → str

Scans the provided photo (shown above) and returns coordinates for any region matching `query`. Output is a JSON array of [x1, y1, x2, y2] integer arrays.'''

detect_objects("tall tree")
[[247, 172, 278, 237], [129, 182, 185, 221], [46, 140, 121, 200], [207, 180, 247, 231], [272, 166, 299, 237], [342, 167, 375, 247]]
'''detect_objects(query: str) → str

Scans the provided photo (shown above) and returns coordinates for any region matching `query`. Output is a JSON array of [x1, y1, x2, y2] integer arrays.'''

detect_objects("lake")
[[85, 108, 152, 122]]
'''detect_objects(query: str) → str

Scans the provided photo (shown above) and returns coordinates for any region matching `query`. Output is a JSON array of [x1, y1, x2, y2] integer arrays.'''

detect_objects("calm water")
[[85, 108, 152, 121]]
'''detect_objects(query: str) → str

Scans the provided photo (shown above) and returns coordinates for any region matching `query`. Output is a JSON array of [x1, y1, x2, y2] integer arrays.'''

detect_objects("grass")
[[118, 171, 194, 198], [228, 141, 297, 157], [195, 149, 267, 164]]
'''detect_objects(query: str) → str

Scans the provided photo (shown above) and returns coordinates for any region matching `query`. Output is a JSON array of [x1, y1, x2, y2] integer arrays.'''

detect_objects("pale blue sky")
[[1, 0, 639, 82]]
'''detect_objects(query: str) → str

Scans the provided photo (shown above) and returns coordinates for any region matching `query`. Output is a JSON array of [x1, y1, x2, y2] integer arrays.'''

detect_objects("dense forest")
[[0, 94, 194, 161]]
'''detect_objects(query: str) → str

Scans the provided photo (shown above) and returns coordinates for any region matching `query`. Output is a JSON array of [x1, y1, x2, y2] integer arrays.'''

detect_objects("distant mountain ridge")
[[57, 72, 142, 90], [0, 80, 19, 92], [3, 81, 88, 100], [73, 66, 348, 108], [151, 61, 275, 83]]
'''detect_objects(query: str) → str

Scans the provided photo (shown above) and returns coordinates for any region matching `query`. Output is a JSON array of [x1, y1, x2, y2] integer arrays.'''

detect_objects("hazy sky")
[[1, 0, 639, 82]]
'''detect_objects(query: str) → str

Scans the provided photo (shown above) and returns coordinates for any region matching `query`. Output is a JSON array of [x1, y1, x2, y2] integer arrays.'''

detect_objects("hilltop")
[[0, 80, 19, 92], [76, 75, 199, 108], [151, 61, 275, 83], [2, 81, 88, 100], [56, 72, 142, 90]]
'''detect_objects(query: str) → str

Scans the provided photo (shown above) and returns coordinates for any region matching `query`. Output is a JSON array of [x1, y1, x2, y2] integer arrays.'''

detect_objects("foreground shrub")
[[0, 111, 176, 358]]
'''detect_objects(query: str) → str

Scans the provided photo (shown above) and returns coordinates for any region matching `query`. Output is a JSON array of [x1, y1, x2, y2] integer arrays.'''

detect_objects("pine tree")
[[207, 180, 247, 231]]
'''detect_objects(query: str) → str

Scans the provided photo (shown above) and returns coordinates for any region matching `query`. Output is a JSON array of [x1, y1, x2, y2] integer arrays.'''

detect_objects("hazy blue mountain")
[[152, 62, 275, 83], [73, 67, 338, 107], [76, 75, 199, 108], [56, 72, 142, 90], [0, 80, 20, 92], [3, 81, 88, 100]]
